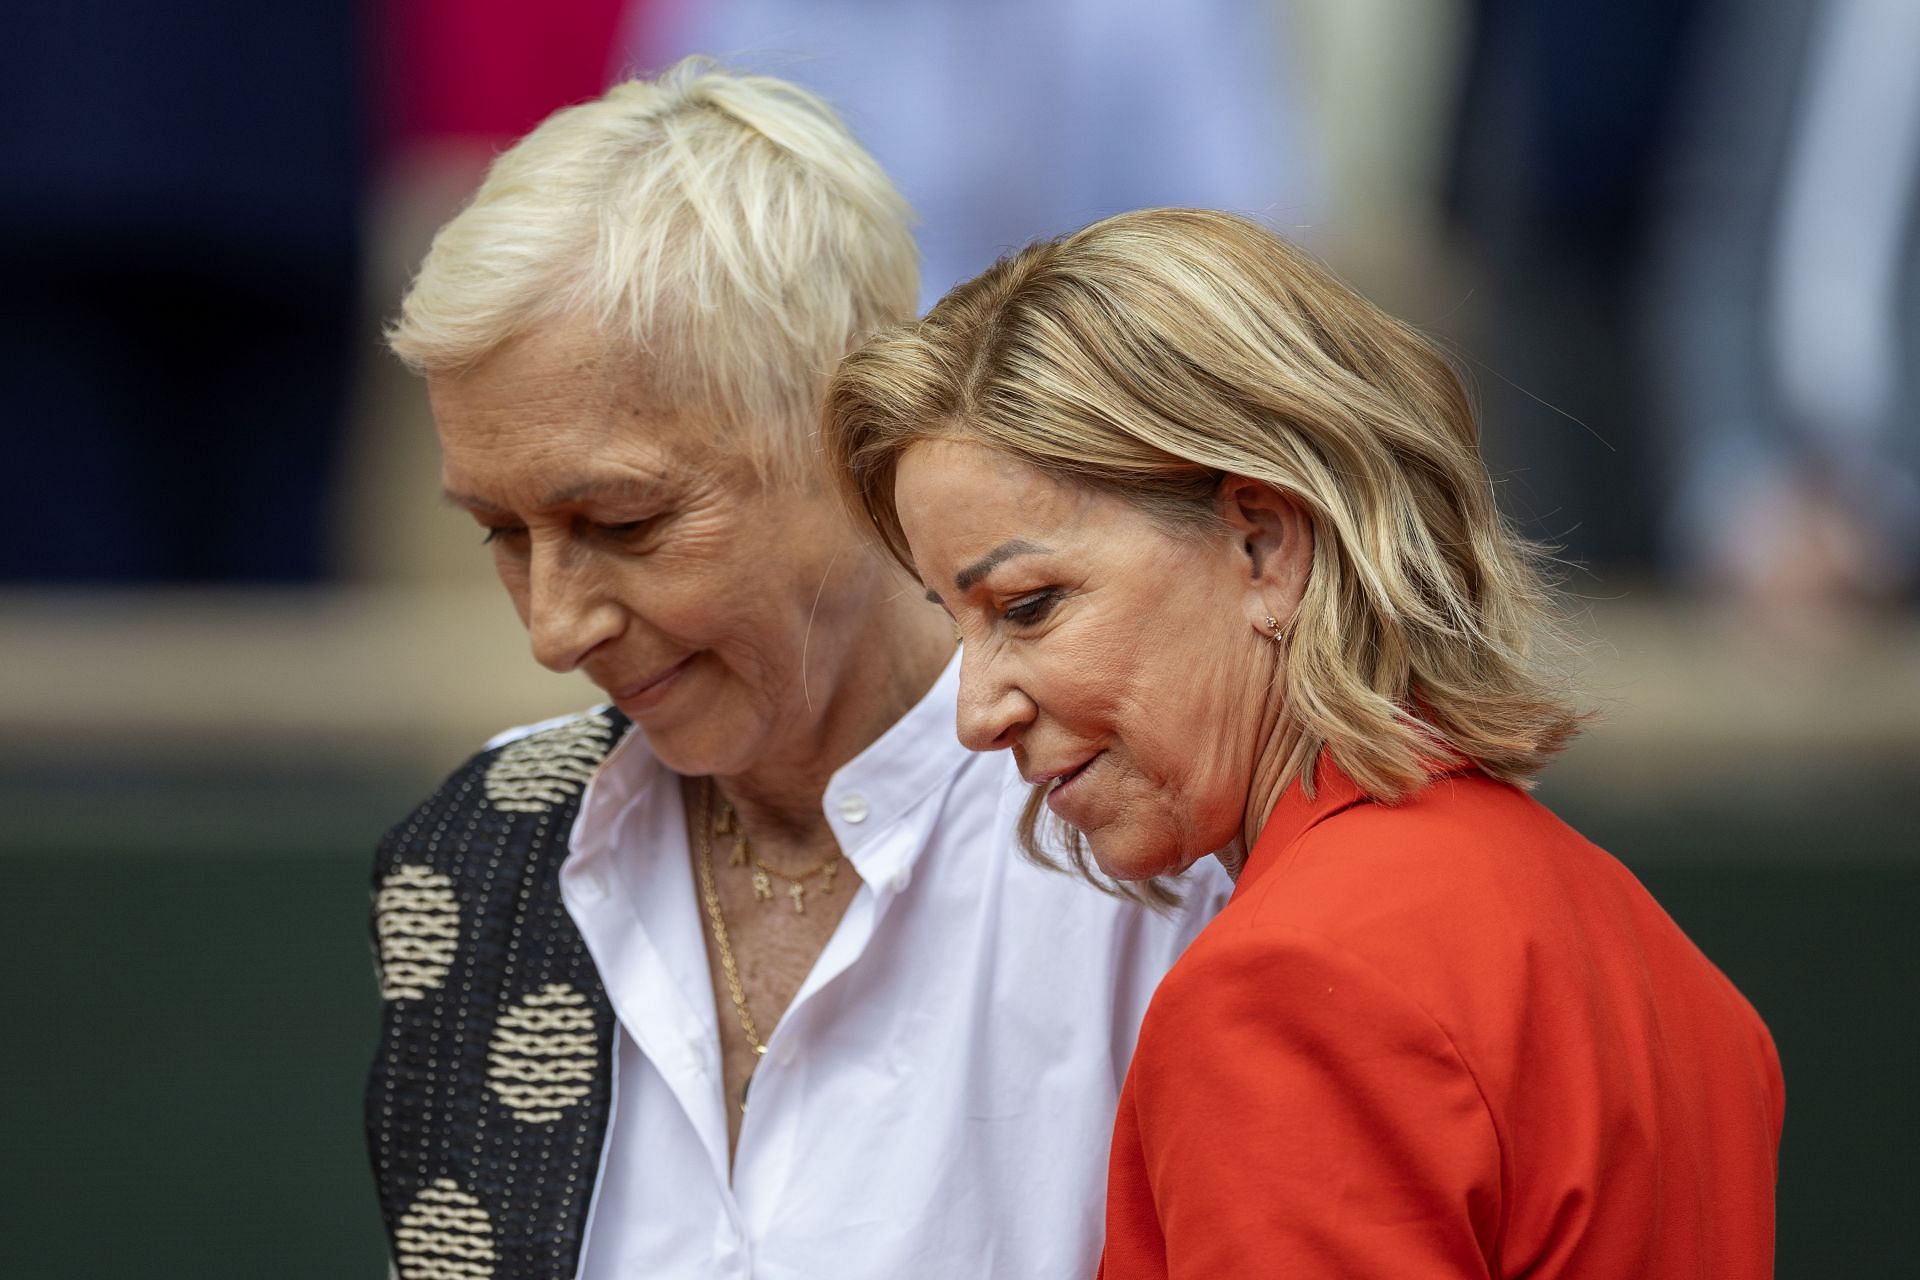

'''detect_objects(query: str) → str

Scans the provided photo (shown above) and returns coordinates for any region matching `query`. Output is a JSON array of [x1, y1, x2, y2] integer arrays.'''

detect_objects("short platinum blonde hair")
[[825, 209, 1583, 863], [388, 57, 918, 481]]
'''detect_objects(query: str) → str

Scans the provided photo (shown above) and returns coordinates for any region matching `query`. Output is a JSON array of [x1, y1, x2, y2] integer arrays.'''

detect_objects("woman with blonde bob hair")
[[824, 208, 1784, 1277]]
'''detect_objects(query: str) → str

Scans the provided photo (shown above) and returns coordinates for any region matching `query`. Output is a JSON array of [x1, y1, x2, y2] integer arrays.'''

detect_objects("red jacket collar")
[[1232, 752, 1478, 900]]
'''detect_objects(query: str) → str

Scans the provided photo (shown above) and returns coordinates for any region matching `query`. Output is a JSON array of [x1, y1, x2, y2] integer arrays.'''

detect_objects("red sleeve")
[[1119, 924, 1504, 1279]]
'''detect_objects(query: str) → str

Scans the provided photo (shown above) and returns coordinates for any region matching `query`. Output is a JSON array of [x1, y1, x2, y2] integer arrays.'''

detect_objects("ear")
[[1216, 475, 1313, 636]]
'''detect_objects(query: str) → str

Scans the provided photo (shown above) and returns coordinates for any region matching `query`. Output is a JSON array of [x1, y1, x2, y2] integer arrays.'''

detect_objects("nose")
[[523, 539, 623, 674], [954, 643, 1036, 753]]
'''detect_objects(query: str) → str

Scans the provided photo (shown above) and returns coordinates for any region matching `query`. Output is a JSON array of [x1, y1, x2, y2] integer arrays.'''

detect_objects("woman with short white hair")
[[367, 61, 1219, 1280]]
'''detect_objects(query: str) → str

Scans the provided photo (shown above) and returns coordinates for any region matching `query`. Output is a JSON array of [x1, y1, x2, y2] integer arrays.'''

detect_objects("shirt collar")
[[564, 712, 657, 886], [823, 646, 970, 887], [571, 648, 971, 888], [1234, 751, 1478, 899]]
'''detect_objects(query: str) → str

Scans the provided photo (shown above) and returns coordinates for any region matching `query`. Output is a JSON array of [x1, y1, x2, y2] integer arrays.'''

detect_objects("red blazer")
[[1101, 762, 1783, 1279]]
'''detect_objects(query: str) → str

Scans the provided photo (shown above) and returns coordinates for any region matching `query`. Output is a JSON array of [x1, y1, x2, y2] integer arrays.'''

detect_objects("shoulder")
[[482, 708, 621, 752], [1173, 773, 1623, 1048], [1296, 770, 1572, 868], [1149, 908, 1448, 1039], [374, 706, 634, 874], [367, 706, 634, 1006], [1131, 909, 1494, 1144], [1243, 772, 1599, 956], [1129, 877, 1501, 1163]]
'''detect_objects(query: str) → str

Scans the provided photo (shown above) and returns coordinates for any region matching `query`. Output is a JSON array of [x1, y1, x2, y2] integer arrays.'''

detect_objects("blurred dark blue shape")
[[0, 2, 364, 582], [1444, 0, 1704, 575]]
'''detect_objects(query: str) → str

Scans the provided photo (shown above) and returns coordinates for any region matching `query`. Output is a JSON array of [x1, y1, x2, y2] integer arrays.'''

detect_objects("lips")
[[1022, 752, 1096, 789], [1032, 750, 1103, 819], [605, 654, 696, 711]]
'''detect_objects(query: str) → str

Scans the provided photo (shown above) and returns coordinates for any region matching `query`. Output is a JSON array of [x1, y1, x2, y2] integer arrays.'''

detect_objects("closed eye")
[[1004, 589, 1062, 627], [590, 516, 665, 544], [480, 525, 527, 546]]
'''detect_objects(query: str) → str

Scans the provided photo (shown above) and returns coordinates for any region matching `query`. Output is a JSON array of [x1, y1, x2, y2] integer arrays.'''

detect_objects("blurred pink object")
[[379, 0, 638, 150]]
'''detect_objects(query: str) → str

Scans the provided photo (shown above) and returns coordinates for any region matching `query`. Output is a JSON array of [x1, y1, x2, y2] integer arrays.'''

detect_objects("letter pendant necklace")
[[713, 789, 842, 913]]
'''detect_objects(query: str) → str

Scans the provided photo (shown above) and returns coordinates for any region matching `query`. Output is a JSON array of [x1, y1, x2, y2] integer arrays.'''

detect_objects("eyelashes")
[[1004, 589, 1063, 627], [479, 518, 660, 547]]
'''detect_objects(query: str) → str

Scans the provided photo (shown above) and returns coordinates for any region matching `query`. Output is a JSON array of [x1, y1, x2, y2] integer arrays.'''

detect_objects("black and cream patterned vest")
[[366, 708, 635, 1280]]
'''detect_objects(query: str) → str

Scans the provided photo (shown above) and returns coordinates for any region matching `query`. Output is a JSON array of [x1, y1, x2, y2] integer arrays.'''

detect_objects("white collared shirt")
[[558, 653, 1226, 1279]]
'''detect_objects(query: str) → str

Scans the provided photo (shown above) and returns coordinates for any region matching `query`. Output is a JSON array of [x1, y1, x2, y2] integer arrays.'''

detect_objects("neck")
[[715, 564, 954, 843], [1230, 707, 1297, 879]]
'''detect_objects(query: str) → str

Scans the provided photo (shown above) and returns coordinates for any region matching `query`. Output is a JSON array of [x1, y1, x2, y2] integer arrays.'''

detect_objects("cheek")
[[1044, 664, 1114, 728], [1102, 646, 1258, 848], [1021, 620, 1135, 729], [627, 528, 864, 685], [606, 514, 761, 640]]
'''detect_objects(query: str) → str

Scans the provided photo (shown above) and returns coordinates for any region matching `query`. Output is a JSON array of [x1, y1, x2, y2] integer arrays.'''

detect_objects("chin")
[[642, 708, 768, 780], [1086, 830, 1185, 883]]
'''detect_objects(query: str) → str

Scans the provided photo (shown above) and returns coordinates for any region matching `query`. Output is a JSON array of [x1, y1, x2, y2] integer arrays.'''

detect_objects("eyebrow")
[[541, 476, 661, 507], [441, 488, 504, 514], [441, 476, 661, 514], [953, 538, 1053, 593]]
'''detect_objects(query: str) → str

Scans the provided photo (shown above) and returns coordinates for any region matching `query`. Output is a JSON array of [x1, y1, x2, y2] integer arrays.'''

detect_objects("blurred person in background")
[[1447, 0, 1920, 625], [825, 208, 1784, 1277], [368, 60, 1220, 1280], [1648, 0, 1920, 638], [0, 3, 362, 582], [1444, 0, 1705, 578]]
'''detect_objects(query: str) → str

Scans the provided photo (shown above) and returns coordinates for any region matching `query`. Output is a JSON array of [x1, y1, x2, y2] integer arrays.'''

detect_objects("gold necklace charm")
[[715, 800, 749, 866], [750, 852, 842, 912], [712, 792, 845, 913]]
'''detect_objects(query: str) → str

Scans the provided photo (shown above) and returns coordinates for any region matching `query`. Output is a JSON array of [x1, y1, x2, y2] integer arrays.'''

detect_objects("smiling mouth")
[[1041, 751, 1103, 818], [1037, 752, 1100, 793], [608, 654, 695, 705]]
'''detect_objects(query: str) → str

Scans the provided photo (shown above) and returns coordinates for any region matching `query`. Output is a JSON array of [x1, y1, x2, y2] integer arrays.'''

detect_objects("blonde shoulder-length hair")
[[824, 208, 1584, 873]]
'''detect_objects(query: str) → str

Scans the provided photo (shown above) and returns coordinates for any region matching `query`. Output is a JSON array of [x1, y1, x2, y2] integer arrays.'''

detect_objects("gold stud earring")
[[1263, 615, 1283, 640]]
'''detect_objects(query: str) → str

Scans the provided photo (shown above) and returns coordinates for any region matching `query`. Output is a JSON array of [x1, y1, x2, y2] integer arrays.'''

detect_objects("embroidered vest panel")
[[366, 709, 634, 1280]]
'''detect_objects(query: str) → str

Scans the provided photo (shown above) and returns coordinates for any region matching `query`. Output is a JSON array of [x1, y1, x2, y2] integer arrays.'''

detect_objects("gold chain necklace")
[[713, 790, 843, 914], [693, 777, 765, 1114]]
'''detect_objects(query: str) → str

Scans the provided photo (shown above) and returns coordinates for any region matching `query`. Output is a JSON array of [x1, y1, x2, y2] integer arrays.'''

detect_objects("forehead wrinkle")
[[440, 465, 669, 517], [539, 474, 665, 509]]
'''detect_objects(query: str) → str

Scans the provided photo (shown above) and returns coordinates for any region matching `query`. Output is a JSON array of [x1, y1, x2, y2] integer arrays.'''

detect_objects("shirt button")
[[837, 793, 871, 824], [571, 869, 608, 904], [773, 1041, 796, 1066], [891, 866, 912, 893]]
